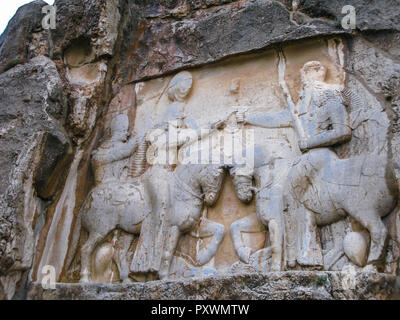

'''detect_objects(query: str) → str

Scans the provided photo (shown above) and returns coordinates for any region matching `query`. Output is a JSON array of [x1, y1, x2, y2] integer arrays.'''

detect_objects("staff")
[[278, 50, 306, 141]]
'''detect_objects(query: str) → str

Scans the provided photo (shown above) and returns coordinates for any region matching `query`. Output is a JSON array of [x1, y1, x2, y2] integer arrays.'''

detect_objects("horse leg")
[[159, 225, 180, 280], [268, 219, 284, 271], [80, 231, 104, 283], [191, 218, 226, 266], [285, 195, 300, 269], [349, 209, 388, 264], [114, 233, 134, 284], [230, 213, 264, 264], [323, 220, 346, 270], [296, 207, 324, 269]]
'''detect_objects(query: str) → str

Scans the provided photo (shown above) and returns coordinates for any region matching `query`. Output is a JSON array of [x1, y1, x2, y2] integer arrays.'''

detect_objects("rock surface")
[[0, 1, 48, 74], [0, 56, 70, 299], [116, 0, 348, 83], [28, 272, 400, 300]]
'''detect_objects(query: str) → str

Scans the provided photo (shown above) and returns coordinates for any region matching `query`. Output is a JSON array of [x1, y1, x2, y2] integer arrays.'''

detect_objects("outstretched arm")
[[244, 110, 293, 128]]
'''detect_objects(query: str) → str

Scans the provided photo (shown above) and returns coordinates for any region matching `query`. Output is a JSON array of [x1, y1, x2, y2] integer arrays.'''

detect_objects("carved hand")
[[234, 106, 248, 124], [298, 139, 309, 152], [235, 110, 246, 124]]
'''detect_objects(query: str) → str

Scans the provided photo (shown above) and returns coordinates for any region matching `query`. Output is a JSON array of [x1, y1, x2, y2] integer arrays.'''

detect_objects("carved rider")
[[92, 114, 140, 185], [131, 71, 202, 279], [233, 60, 351, 269], [146, 71, 200, 167], [290, 61, 350, 152]]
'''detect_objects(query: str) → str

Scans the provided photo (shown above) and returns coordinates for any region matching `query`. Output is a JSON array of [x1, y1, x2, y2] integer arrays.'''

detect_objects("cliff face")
[[0, 0, 399, 300]]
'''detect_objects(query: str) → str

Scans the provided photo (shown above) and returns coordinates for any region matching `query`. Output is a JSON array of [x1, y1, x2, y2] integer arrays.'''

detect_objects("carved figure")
[[158, 164, 226, 279], [131, 71, 228, 280], [128, 71, 199, 281], [224, 88, 295, 272], [229, 58, 399, 271], [74, 114, 151, 283], [279, 58, 399, 269], [230, 142, 294, 271], [146, 71, 200, 167]]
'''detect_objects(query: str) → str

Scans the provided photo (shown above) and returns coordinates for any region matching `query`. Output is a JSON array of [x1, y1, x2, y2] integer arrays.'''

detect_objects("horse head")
[[198, 164, 226, 206]]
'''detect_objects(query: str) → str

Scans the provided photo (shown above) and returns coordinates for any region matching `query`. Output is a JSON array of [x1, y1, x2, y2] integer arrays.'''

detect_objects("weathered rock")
[[0, 1, 48, 74], [27, 272, 400, 300], [297, 0, 400, 31], [346, 35, 400, 183], [52, 0, 120, 59], [0, 56, 68, 196], [33, 133, 73, 200], [117, 0, 347, 83], [0, 56, 70, 299]]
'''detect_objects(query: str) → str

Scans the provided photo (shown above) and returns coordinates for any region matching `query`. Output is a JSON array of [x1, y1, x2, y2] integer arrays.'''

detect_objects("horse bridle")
[[173, 173, 204, 201]]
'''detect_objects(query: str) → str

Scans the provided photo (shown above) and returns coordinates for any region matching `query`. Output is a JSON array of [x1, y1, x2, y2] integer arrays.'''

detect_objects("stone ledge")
[[27, 272, 400, 300]]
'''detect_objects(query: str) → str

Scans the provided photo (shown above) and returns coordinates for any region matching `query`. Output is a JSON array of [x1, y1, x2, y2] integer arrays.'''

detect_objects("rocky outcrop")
[[28, 272, 400, 300], [296, 0, 400, 31], [0, 1, 48, 74], [0, 56, 70, 299], [0, 0, 121, 299]]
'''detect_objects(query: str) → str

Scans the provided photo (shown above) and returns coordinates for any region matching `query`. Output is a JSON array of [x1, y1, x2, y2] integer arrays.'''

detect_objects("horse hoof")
[[343, 232, 368, 267]]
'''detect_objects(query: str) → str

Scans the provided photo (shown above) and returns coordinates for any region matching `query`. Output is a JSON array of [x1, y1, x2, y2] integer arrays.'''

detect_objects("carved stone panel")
[[28, 37, 398, 285]]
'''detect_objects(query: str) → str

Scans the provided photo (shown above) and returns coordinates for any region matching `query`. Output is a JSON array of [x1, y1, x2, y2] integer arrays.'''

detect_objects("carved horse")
[[74, 163, 226, 282], [74, 178, 152, 283], [285, 148, 399, 269], [228, 146, 399, 271], [159, 164, 226, 279]]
